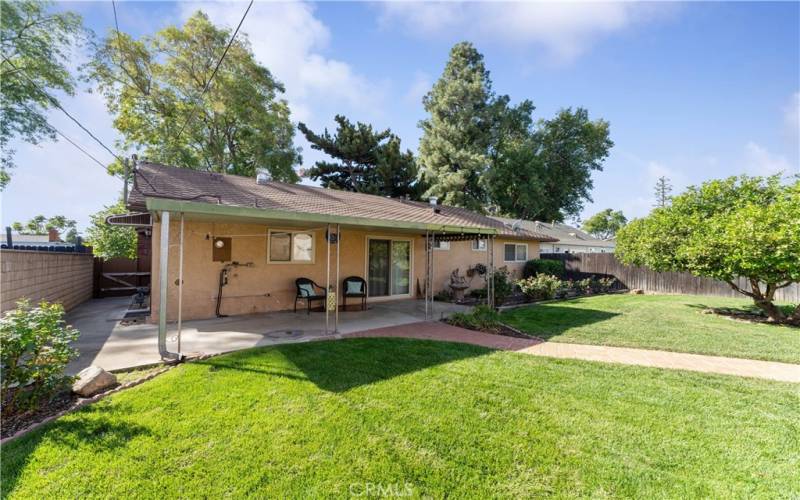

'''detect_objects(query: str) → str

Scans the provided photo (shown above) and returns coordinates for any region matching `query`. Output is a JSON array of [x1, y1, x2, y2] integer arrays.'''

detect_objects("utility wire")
[[173, 0, 254, 142], [1, 55, 124, 163], [18, 101, 109, 171]]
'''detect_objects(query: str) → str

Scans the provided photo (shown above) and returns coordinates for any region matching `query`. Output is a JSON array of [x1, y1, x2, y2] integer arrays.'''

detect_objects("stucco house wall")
[[150, 220, 540, 321]]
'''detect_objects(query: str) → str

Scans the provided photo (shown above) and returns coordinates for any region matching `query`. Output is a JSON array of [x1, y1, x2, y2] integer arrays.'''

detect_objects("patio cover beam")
[[146, 198, 498, 236]]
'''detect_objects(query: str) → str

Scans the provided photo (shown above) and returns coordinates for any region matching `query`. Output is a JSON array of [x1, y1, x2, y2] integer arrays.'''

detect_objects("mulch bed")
[[2, 390, 80, 439], [701, 307, 799, 327]]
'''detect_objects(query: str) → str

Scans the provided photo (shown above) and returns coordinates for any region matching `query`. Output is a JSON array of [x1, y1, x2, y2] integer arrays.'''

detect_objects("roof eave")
[[144, 197, 498, 235]]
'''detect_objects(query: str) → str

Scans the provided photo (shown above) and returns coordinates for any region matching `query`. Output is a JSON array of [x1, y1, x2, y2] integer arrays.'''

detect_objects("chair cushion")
[[298, 283, 315, 297], [346, 281, 364, 294]]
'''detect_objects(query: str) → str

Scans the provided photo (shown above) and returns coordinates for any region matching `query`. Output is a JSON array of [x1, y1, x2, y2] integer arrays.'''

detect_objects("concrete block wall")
[[1, 250, 94, 313]]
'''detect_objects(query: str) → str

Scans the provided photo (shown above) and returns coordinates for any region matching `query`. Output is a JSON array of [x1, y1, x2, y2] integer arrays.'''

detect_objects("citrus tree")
[[616, 175, 800, 324]]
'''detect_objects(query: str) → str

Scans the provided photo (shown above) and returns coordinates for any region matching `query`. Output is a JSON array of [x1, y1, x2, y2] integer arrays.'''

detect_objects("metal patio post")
[[325, 223, 331, 335], [177, 212, 184, 353], [335, 224, 340, 333]]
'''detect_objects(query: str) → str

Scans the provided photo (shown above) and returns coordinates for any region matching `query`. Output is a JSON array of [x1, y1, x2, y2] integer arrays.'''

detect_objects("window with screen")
[[503, 243, 528, 262], [269, 231, 314, 263], [472, 239, 487, 251]]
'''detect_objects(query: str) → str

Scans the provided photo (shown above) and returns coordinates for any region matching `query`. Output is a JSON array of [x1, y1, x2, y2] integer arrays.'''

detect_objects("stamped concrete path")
[[345, 321, 800, 383]]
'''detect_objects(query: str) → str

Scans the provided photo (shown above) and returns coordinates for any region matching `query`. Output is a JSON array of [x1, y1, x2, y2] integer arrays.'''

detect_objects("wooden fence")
[[540, 253, 800, 303]]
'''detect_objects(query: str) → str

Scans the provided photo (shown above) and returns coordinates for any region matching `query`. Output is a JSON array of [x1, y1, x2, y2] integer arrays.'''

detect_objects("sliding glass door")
[[368, 239, 411, 297]]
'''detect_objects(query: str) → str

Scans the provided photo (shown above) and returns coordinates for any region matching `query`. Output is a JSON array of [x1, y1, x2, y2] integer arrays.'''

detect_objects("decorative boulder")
[[72, 366, 117, 397], [630, 289, 645, 295]]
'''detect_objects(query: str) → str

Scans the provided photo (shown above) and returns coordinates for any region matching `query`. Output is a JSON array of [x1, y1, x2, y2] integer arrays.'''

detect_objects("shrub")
[[491, 267, 514, 306], [523, 259, 565, 279], [469, 288, 488, 300], [517, 274, 564, 301], [573, 278, 593, 294], [596, 277, 616, 293], [447, 305, 500, 331], [0, 300, 79, 415], [434, 289, 454, 302]]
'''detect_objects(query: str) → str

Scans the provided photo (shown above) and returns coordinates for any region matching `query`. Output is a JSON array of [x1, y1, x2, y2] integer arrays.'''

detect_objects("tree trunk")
[[750, 281, 787, 323]]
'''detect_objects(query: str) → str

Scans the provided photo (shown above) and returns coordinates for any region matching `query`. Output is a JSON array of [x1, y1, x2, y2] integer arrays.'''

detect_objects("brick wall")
[[1, 250, 94, 313]]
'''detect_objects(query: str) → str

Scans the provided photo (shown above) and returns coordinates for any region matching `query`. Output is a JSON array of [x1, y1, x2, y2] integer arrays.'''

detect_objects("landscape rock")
[[630, 289, 645, 295], [72, 366, 117, 397]]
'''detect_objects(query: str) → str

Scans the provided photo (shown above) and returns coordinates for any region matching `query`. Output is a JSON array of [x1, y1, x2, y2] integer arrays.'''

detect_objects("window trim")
[[433, 240, 450, 251], [471, 239, 487, 252], [503, 243, 528, 262], [267, 229, 315, 264]]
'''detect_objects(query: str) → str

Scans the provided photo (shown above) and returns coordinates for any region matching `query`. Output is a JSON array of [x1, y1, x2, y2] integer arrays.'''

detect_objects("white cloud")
[[784, 91, 799, 142], [181, 2, 384, 127], [744, 142, 796, 176], [379, 1, 677, 63]]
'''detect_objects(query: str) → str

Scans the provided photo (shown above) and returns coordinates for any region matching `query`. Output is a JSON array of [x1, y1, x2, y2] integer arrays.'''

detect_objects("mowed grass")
[[3, 338, 798, 498], [501, 294, 800, 363]]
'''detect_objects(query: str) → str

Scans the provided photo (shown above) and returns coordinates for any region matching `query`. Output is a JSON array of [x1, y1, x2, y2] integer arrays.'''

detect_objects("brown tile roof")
[[129, 162, 555, 241]]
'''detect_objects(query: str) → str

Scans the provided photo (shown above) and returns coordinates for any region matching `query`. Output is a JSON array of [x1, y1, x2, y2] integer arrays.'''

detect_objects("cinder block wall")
[[1, 250, 94, 313]]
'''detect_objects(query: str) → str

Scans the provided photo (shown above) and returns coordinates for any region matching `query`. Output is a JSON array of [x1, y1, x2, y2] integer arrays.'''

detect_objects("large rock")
[[72, 366, 117, 397]]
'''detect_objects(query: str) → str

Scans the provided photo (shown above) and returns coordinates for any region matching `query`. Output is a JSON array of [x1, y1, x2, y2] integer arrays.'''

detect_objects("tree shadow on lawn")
[[2, 403, 151, 496], [198, 337, 495, 393], [503, 304, 620, 341]]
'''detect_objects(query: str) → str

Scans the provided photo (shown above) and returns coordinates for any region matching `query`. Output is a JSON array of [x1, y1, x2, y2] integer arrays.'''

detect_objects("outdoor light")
[[215, 240, 225, 248]]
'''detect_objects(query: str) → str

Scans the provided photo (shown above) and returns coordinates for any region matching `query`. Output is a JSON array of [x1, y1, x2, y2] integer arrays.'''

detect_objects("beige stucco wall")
[[1, 250, 94, 312], [150, 220, 539, 321]]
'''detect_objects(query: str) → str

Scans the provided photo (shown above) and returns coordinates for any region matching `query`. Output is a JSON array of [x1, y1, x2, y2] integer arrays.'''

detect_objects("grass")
[[501, 294, 800, 363], [2, 338, 798, 498]]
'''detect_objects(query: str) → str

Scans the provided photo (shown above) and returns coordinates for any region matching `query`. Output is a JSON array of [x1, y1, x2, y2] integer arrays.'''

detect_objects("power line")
[[2, 55, 123, 163], [18, 101, 109, 171], [173, 0, 254, 142]]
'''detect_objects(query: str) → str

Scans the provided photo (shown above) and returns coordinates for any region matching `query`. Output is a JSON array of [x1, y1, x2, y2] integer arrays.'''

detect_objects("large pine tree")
[[298, 115, 424, 199], [418, 42, 496, 211]]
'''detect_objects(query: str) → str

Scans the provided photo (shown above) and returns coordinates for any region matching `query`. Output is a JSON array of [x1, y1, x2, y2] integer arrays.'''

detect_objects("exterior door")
[[368, 239, 411, 297]]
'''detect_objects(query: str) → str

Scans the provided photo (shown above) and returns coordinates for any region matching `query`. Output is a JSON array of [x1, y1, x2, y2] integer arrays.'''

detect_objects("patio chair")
[[342, 276, 367, 311], [294, 278, 327, 315]]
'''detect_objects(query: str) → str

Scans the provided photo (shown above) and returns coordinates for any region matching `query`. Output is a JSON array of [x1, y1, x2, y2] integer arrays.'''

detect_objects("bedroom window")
[[472, 239, 487, 251], [503, 243, 527, 262], [433, 240, 450, 250], [269, 231, 314, 263]]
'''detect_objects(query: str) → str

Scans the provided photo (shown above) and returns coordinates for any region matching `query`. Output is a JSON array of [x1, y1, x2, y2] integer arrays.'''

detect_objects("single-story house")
[[125, 162, 555, 358], [491, 217, 615, 254]]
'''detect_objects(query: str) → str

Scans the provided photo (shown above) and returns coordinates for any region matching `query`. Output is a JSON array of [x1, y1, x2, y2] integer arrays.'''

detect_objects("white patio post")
[[177, 212, 184, 353], [424, 231, 429, 320], [158, 211, 179, 360], [335, 223, 340, 333], [325, 223, 331, 335]]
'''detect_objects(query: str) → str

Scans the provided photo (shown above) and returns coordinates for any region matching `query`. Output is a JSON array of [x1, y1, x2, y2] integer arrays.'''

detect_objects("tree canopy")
[[85, 11, 301, 181], [85, 199, 137, 260], [12, 214, 76, 235], [0, 0, 87, 188], [616, 175, 800, 324], [298, 115, 424, 199], [419, 41, 613, 219], [581, 209, 627, 239]]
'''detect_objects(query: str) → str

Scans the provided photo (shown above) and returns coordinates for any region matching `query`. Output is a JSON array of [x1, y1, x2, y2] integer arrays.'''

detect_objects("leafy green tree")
[[617, 175, 800, 324], [420, 42, 613, 219], [85, 200, 137, 259], [298, 115, 424, 199], [0, 0, 87, 188], [485, 108, 612, 221], [418, 42, 496, 211], [85, 11, 300, 181], [582, 209, 627, 239], [11, 214, 76, 237]]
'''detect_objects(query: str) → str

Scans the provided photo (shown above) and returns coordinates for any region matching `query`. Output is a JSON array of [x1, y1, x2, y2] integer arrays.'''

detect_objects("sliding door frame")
[[364, 235, 415, 302]]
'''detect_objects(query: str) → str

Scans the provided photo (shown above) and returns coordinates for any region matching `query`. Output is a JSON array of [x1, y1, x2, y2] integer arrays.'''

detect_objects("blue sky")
[[2, 1, 798, 232]]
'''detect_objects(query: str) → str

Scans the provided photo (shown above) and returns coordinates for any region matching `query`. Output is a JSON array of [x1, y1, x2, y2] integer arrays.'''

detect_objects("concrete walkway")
[[345, 322, 800, 383]]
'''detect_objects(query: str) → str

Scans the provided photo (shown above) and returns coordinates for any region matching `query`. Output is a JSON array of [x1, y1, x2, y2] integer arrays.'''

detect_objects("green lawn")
[[3, 338, 798, 498], [501, 294, 800, 363]]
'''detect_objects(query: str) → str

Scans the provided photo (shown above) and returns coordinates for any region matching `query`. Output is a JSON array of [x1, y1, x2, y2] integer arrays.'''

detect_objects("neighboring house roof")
[[490, 217, 615, 248], [129, 162, 556, 241]]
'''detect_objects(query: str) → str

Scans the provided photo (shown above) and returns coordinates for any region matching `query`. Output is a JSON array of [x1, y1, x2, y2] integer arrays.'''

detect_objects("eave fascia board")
[[144, 197, 498, 235]]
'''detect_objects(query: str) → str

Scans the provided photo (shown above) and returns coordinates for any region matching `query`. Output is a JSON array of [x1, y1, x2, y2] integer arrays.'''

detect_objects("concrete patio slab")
[[65, 297, 470, 374]]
